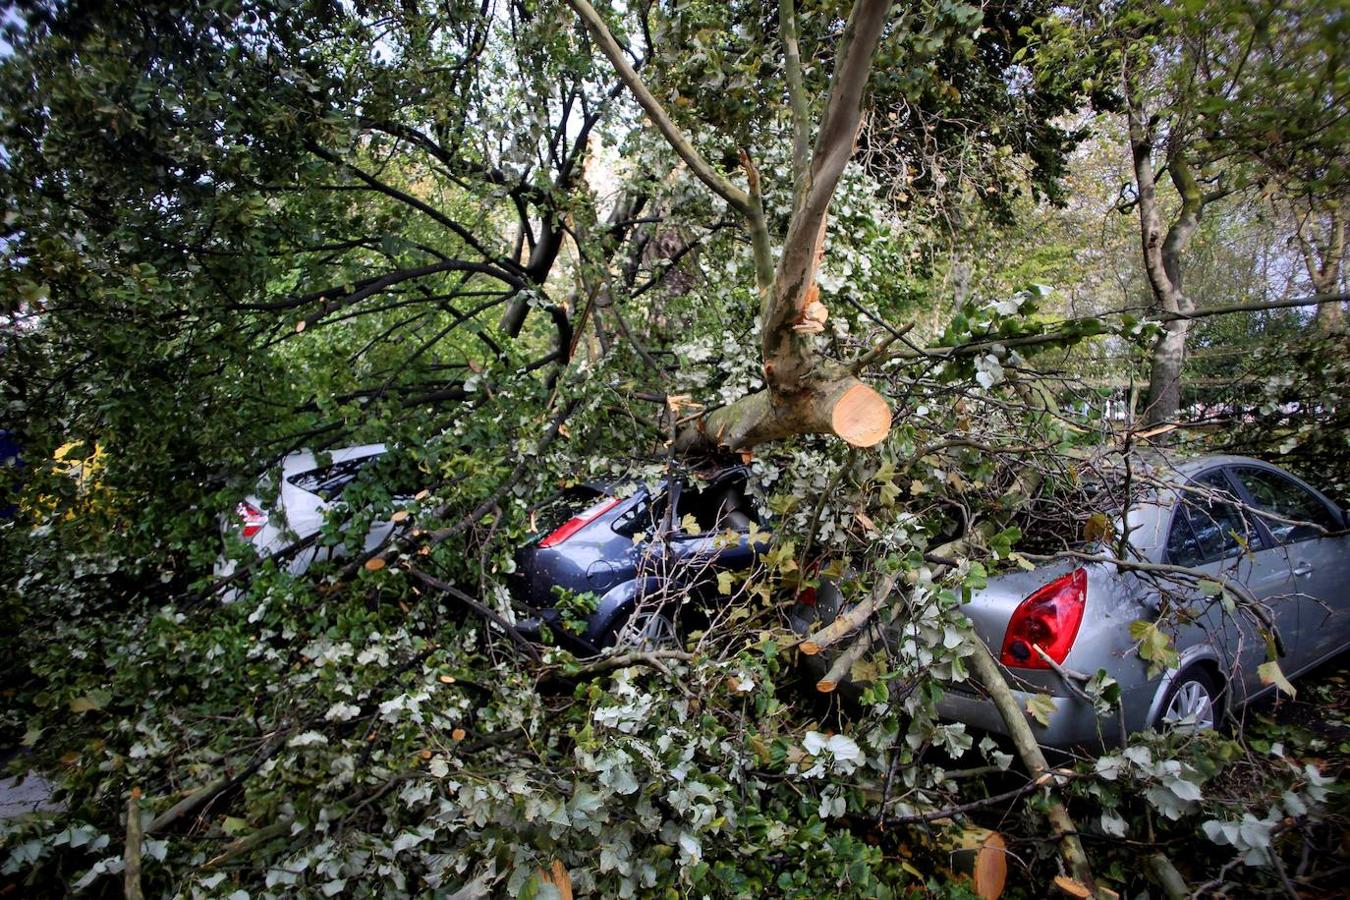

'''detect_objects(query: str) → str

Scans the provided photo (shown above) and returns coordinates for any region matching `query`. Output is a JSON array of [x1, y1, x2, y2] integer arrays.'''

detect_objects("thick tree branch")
[[779, 0, 811, 193], [966, 641, 1098, 892], [764, 0, 893, 381]]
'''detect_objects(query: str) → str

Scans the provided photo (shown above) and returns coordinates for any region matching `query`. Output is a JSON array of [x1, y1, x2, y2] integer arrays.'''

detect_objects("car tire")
[[1155, 667, 1223, 733]]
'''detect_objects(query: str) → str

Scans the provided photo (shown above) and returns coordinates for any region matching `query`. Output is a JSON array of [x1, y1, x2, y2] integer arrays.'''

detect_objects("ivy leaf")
[[764, 540, 797, 573], [713, 529, 740, 549], [69, 689, 112, 714], [1100, 811, 1128, 837], [879, 479, 901, 506], [874, 460, 899, 506], [1083, 512, 1114, 543], [746, 520, 768, 547], [1025, 693, 1057, 727]]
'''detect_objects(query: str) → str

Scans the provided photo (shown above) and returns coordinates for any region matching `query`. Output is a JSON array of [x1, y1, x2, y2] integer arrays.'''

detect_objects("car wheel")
[[611, 604, 681, 652], [1156, 667, 1222, 732]]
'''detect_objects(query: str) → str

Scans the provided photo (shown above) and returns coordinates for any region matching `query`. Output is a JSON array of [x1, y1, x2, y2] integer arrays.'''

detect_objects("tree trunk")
[[1291, 199, 1345, 335], [1318, 296, 1345, 333], [674, 369, 891, 454], [572, 0, 896, 454], [1125, 69, 1210, 428], [1143, 318, 1190, 427]]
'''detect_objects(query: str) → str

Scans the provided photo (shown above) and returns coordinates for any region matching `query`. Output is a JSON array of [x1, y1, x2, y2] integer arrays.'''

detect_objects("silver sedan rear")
[[941, 455, 1350, 746]]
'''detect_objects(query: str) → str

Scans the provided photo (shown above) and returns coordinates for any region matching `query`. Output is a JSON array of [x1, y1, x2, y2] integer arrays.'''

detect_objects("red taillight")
[[236, 501, 268, 540], [999, 568, 1087, 669], [796, 558, 824, 605], [539, 496, 621, 548]]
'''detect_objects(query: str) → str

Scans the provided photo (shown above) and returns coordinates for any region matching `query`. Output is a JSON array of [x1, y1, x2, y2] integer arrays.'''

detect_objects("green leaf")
[[716, 571, 736, 595], [746, 520, 768, 547], [1130, 620, 1180, 675]]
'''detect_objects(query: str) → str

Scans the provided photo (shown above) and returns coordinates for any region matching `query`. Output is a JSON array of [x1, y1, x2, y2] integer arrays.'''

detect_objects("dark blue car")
[[0, 429, 20, 519], [510, 465, 799, 653]]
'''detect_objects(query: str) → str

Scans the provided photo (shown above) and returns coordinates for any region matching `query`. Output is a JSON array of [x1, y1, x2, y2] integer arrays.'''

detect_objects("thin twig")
[[887, 772, 1055, 824]]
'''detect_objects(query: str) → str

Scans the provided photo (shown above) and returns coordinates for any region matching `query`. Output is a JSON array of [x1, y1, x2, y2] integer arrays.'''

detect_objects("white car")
[[214, 444, 399, 596]]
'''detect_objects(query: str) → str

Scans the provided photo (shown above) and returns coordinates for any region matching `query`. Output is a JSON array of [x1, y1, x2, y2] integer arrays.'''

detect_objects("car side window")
[[1166, 506, 1204, 568], [1230, 466, 1337, 544], [1171, 471, 1257, 565], [674, 476, 758, 535]]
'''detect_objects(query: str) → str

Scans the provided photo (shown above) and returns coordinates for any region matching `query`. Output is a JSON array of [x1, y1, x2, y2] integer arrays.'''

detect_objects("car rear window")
[[525, 486, 608, 543], [288, 456, 380, 502]]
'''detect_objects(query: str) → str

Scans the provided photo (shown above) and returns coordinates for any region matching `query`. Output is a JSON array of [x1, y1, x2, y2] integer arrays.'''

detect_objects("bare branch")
[[567, 0, 752, 215]]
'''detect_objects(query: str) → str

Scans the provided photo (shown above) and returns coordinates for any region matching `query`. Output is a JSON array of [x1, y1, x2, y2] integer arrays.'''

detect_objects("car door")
[[1165, 469, 1298, 698], [1228, 464, 1350, 668]]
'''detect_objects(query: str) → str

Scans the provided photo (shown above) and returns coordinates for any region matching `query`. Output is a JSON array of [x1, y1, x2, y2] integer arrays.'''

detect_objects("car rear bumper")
[[937, 672, 1165, 748], [937, 684, 1125, 747]]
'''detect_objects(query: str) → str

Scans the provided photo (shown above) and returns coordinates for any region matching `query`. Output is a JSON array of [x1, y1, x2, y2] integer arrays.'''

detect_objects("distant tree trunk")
[[1320, 294, 1345, 333], [571, 0, 895, 454], [1291, 199, 1345, 334], [1125, 72, 1213, 428]]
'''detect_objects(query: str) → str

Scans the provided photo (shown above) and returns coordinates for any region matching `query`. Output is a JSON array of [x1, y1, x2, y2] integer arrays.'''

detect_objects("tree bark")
[[1126, 71, 1210, 428], [1290, 198, 1345, 334], [124, 788, 145, 900], [966, 642, 1098, 893]]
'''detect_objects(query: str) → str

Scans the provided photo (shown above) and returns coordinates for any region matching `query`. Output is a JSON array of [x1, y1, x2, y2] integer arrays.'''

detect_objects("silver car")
[[939, 454, 1350, 745], [214, 443, 397, 596]]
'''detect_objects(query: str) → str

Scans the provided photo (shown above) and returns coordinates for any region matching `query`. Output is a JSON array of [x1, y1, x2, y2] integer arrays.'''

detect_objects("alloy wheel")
[[1162, 678, 1216, 731], [615, 607, 680, 651]]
